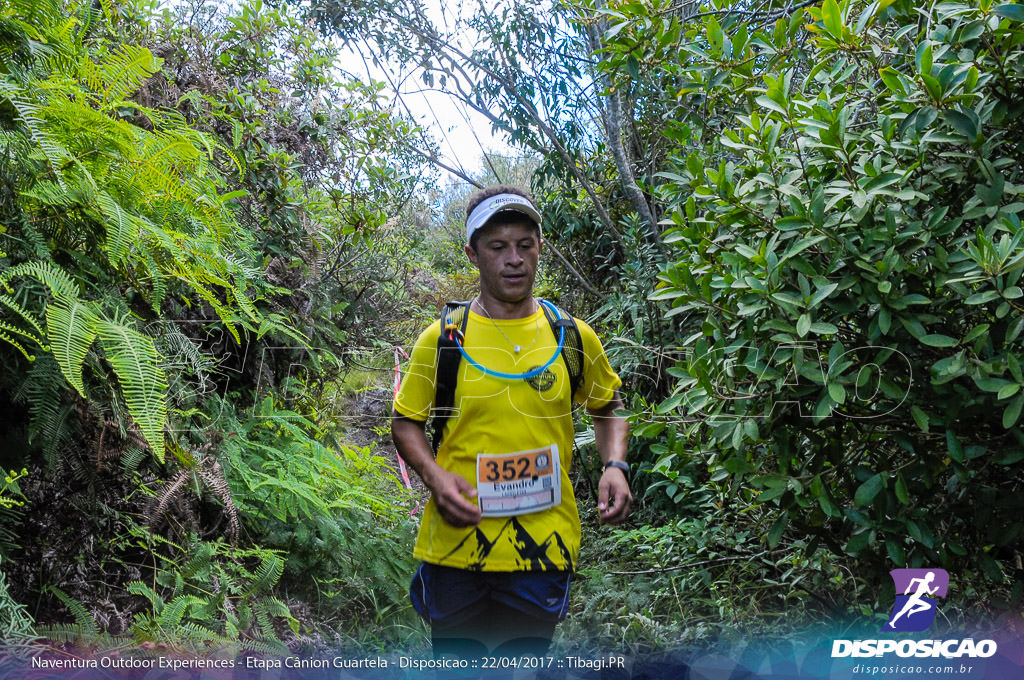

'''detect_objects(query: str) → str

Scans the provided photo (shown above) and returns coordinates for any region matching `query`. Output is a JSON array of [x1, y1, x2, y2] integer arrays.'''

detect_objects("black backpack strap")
[[430, 301, 470, 452], [540, 301, 584, 404]]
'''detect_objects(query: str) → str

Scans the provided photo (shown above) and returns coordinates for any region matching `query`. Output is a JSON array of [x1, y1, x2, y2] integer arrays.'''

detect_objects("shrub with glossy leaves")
[[647, 0, 1024, 591]]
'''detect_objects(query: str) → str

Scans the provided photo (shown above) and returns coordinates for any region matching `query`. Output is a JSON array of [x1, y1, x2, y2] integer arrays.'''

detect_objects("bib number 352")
[[476, 445, 561, 517]]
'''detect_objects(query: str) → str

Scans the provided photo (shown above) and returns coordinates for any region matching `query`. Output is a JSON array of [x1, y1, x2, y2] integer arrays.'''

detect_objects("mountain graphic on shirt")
[[439, 517, 574, 571]]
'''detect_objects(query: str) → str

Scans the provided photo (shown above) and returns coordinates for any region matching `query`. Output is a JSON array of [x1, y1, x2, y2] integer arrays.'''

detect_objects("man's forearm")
[[591, 396, 629, 464], [390, 411, 442, 486], [589, 394, 632, 524]]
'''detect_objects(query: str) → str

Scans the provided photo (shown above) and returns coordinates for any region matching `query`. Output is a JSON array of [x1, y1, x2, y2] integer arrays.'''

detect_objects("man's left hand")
[[597, 467, 632, 524]]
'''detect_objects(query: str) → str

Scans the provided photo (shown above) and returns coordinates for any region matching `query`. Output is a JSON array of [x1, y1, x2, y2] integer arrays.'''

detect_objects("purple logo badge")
[[883, 569, 949, 632]]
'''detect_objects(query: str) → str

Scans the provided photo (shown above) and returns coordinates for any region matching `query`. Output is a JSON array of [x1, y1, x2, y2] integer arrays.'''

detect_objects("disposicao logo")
[[831, 568, 998, 659], [884, 568, 949, 632]]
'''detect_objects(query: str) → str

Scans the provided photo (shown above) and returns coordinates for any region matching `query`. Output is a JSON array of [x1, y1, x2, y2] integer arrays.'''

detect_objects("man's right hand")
[[424, 466, 482, 527], [391, 413, 482, 528]]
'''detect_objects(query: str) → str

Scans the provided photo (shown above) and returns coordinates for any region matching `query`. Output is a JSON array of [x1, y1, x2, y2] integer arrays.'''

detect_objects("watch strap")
[[602, 460, 629, 474]]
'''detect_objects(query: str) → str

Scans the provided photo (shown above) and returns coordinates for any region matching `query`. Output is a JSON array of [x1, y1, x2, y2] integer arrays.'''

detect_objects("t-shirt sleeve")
[[575, 318, 622, 410], [393, 321, 442, 422]]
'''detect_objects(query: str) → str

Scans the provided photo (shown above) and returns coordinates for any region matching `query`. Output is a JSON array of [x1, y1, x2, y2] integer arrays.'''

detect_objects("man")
[[391, 185, 631, 660]]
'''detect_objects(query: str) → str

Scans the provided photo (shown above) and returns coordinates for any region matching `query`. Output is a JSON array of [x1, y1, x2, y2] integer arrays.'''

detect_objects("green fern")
[[0, 320, 39, 360], [95, 317, 167, 460], [0, 260, 80, 300], [45, 298, 98, 398], [127, 580, 163, 613], [179, 541, 216, 581], [242, 554, 283, 599], [0, 81, 73, 181], [156, 594, 204, 630], [92, 44, 162, 106], [94, 190, 141, 266], [120, 445, 148, 473], [17, 355, 73, 468], [41, 586, 99, 643]]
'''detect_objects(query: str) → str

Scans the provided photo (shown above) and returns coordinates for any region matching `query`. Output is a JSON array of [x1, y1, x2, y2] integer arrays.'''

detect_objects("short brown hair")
[[465, 185, 540, 251]]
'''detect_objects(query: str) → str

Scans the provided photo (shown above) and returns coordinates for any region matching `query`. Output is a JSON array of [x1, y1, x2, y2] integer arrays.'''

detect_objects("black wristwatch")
[[602, 460, 629, 474]]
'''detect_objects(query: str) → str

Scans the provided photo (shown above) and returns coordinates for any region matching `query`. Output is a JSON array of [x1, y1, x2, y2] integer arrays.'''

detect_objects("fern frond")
[[196, 460, 239, 542], [177, 621, 218, 642], [120, 445, 148, 473], [45, 298, 98, 398], [126, 580, 163, 612], [157, 325, 217, 383], [180, 541, 215, 580], [242, 554, 283, 599], [94, 190, 141, 266], [96, 44, 161, 105], [0, 260, 79, 300], [0, 291, 45, 335], [252, 601, 277, 642], [146, 470, 187, 529], [45, 587, 99, 641], [254, 597, 294, 642], [156, 594, 203, 629], [0, 327, 33, 360], [174, 278, 240, 343], [18, 354, 73, 468], [137, 131, 201, 201], [95, 317, 167, 460], [0, 81, 72, 181], [240, 638, 289, 655]]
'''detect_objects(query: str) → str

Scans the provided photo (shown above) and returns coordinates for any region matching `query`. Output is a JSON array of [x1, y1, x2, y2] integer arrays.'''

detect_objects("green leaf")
[[845, 530, 872, 555], [755, 95, 788, 116], [854, 474, 884, 506], [767, 515, 788, 548], [828, 381, 846, 404], [997, 383, 1021, 400], [886, 539, 906, 566], [979, 554, 1003, 583], [920, 334, 958, 347], [994, 4, 1024, 21], [942, 109, 979, 141], [946, 430, 964, 463], [879, 67, 905, 94], [915, 42, 933, 76], [911, 405, 929, 432], [797, 314, 811, 337], [895, 474, 910, 504], [1004, 393, 1024, 429], [814, 479, 841, 517], [879, 307, 891, 334], [821, 0, 843, 37]]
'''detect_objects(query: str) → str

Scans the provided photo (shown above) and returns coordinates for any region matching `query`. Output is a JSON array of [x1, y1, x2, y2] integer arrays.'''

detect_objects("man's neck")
[[473, 294, 537, 320]]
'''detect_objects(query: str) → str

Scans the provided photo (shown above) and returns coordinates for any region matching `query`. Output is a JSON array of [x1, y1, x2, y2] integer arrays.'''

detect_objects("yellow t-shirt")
[[394, 304, 621, 572]]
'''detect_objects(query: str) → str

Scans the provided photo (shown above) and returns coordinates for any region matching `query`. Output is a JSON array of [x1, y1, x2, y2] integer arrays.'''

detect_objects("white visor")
[[465, 193, 542, 243]]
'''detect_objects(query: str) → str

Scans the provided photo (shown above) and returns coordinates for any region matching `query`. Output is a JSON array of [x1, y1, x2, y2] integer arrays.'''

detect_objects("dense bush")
[[643, 0, 1024, 598]]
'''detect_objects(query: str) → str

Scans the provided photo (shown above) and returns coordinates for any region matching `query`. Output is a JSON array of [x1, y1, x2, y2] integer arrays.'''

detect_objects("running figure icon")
[[886, 571, 939, 630]]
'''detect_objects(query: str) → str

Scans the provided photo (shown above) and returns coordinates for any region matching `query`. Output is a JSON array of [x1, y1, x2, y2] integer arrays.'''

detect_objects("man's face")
[[465, 221, 542, 304]]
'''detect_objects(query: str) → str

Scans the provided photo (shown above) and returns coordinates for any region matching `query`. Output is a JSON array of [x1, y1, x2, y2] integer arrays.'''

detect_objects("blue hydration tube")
[[453, 298, 565, 381]]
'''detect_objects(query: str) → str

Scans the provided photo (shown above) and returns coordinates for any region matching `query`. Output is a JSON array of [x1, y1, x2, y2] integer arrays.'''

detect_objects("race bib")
[[476, 445, 561, 517]]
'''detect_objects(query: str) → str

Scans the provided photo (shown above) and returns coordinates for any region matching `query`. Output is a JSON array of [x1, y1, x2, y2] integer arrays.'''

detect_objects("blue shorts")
[[410, 563, 572, 625]]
